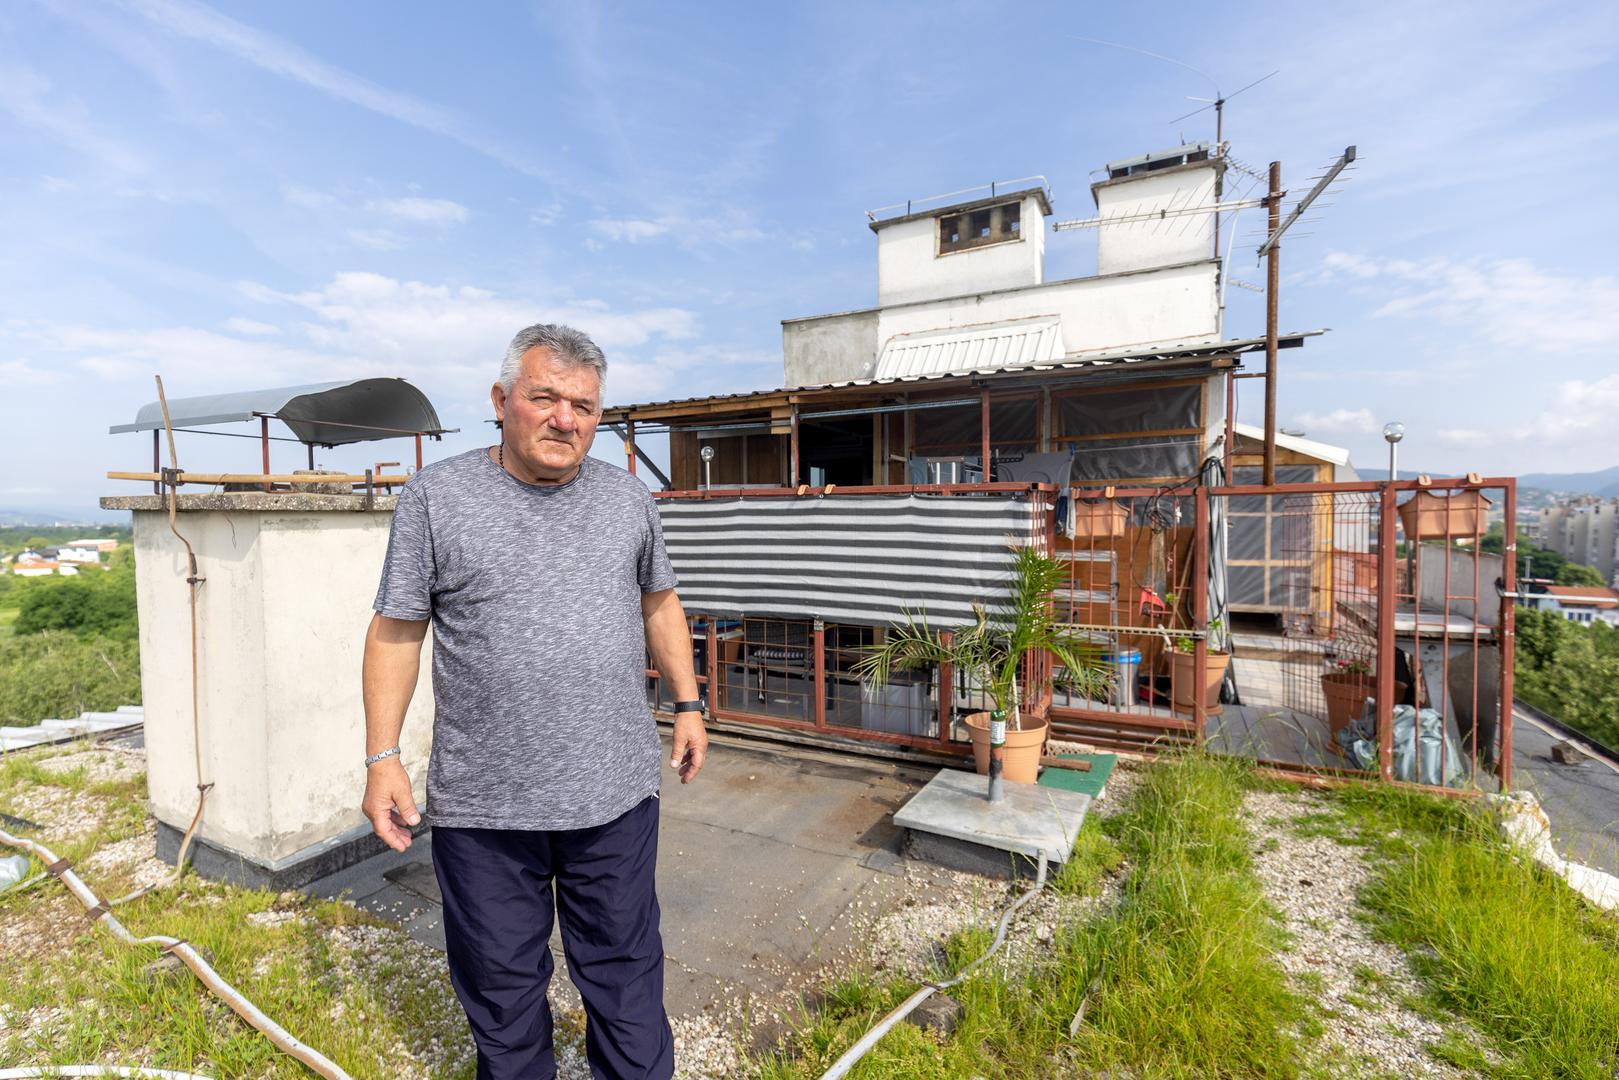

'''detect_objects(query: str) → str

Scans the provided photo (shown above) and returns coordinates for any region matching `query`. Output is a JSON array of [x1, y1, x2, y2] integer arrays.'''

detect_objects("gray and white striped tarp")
[[656, 494, 1036, 627]]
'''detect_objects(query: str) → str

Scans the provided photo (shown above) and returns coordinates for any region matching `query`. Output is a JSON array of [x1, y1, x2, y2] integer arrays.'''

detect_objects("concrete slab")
[[894, 769, 1091, 865]]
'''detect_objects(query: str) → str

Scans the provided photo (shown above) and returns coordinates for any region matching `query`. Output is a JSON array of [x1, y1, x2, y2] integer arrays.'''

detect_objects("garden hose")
[[0, 1068, 215, 1078], [0, 826, 353, 1080], [818, 850, 1049, 1080]]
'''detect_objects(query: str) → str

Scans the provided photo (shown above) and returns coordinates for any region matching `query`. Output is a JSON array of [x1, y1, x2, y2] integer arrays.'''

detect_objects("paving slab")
[[895, 769, 1091, 865]]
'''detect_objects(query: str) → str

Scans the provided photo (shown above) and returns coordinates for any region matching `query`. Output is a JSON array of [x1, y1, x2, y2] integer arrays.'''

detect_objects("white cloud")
[[345, 228, 406, 252], [5, 272, 703, 406], [1290, 408, 1380, 435], [0, 66, 146, 175], [0, 359, 64, 385], [1437, 428, 1489, 447], [366, 197, 468, 225], [222, 317, 279, 336], [1536, 374, 1619, 441], [13, 322, 340, 382], [1322, 252, 1619, 352], [122, 0, 553, 180], [281, 184, 338, 210], [591, 218, 670, 243]]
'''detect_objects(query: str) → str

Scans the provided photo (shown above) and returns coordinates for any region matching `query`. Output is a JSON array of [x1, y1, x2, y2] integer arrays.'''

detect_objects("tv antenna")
[[1068, 36, 1282, 259], [1067, 37, 1276, 155]]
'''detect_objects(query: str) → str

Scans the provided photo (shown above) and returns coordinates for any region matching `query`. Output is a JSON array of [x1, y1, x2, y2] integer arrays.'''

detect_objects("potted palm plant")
[[852, 544, 1110, 801]]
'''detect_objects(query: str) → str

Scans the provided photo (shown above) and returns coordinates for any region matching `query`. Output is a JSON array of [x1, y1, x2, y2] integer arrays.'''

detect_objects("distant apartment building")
[[1520, 583, 1619, 627], [1538, 498, 1619, 585]]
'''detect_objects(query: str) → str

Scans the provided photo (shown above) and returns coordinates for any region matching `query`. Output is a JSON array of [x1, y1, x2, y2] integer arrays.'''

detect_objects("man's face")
[[491, 347, 601, 480]]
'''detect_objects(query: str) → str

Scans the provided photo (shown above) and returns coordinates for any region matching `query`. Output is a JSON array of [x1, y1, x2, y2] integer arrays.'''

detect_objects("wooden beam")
[[108, 471, 410, 486]]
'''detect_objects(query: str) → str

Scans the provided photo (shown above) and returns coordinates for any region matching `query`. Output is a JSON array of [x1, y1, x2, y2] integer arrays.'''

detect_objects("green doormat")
[[1037, 753, 1117, 799]]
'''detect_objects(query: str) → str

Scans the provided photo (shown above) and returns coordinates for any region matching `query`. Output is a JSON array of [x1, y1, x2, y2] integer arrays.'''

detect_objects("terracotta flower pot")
[[964, 712, 1047, 784], [1169, 649, 1230, 716], [1320, 673, 1409, 744]]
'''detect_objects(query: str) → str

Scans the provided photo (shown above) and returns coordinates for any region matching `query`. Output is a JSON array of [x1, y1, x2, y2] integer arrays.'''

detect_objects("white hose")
[[0, 1068, 215, 1078], [819, 850, 1049, 1080], [0, 827, 353, 1080]]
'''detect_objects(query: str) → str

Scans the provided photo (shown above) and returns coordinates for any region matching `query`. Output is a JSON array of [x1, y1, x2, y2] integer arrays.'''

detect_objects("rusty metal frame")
[[645, 474, 1517, 787]]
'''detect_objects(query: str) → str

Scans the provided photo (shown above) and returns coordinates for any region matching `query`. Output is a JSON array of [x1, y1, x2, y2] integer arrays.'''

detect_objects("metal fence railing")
[[644, 476, 1517, 790]]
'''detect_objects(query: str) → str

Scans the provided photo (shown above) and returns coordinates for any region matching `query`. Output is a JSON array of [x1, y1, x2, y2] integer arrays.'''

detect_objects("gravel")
[[1245, 789, 1487, 1078]]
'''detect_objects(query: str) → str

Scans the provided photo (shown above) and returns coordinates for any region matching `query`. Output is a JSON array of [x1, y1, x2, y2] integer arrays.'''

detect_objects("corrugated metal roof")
[[109, 378, 450, 445], [606, 330, 1324, 418], [875, 317, 1064, 380]]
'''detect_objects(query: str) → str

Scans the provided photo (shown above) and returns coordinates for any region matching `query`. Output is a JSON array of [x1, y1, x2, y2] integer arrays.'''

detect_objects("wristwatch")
[[673, 699, 705, 715]]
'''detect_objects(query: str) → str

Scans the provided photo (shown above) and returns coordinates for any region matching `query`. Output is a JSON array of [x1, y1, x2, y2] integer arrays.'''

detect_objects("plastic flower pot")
[[1073, 498, 1129, 540], [1320, 673, 1409, 745], [1397, 489, 1491, 539], [1169, 648, 1230, 716], [964, 711, 1046, 783]]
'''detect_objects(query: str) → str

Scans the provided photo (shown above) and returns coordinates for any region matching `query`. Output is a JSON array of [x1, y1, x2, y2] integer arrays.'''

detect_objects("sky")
[[4, 0, 1617, 518]]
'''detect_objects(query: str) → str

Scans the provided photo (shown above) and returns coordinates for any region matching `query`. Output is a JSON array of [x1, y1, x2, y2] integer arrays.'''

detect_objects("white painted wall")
[[1094, 162, 1219, 276], [131, 504, 434, 866], [783, 260, 1220, 386], [875, 192, 1046, 307], [875, 260, 1221, 358]]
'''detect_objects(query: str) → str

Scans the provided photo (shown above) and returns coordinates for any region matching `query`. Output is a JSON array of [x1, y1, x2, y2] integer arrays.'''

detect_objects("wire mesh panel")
[[1209, 479, 1512, 790], [1047, 488, 1204, 752], [822, 622, 942, 740]]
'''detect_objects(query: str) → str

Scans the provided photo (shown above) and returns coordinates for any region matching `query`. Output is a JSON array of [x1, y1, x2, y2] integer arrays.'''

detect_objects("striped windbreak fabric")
[[655, 494, 1036, 626]]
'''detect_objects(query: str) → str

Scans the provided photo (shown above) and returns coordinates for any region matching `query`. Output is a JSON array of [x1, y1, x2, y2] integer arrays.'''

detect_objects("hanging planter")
[[1397, 487, 1491, 539], [1073, 487, 1129, 540]]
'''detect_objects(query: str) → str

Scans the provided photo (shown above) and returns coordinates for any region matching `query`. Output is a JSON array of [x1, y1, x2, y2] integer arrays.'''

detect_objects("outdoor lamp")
[[1383, 421, 1405, 481], [700, 444, 715, 489]]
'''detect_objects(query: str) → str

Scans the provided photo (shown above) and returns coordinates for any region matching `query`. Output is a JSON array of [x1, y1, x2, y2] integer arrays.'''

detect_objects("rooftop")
[[605, 331, 1322, 420], [1541, 585, 1619, 607]]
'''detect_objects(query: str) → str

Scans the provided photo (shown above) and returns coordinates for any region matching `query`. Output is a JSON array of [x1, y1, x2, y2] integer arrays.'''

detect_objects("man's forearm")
[[643, 592, 699, 702], [363, 613, 430, 754]]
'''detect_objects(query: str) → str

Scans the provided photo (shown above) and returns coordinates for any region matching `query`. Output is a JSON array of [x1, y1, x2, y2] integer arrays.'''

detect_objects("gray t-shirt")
[[373, 448, 679, 831]]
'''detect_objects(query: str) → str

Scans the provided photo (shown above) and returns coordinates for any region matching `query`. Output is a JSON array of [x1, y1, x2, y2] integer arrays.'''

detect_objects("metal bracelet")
[[364, 746, 401, 768]]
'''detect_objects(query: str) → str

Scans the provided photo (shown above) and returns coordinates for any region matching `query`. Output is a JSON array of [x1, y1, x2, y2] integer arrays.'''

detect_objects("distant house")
[[54, 546, 102, 565], [66, 538, 119, 553], [1521, 584, 1619, 627], [12, 559, 72, 577]]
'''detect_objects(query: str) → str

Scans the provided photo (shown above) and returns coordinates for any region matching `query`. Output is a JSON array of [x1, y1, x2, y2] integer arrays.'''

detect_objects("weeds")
[[1347, 788, 1619, 1078], [758, 753, 1308, 1078]]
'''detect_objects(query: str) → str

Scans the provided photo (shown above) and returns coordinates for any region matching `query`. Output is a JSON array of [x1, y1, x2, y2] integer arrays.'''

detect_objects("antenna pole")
[[1213, 98, 1224, 259], [1263, 159, 1280, 486]]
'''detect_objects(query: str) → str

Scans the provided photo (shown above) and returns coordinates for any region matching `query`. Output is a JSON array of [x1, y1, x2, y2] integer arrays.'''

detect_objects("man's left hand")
[[670, 713, 708, 784]]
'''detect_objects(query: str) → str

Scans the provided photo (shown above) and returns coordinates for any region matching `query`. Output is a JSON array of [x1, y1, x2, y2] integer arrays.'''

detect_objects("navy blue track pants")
[[431, 795, 674, 1079]]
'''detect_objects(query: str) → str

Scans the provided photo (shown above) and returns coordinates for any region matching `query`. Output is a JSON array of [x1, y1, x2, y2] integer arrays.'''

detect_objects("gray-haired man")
[[361, 324, 706, 1078]]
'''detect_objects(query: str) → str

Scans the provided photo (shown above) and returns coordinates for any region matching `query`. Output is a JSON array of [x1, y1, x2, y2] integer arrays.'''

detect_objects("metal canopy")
[[109, 378, 450, 446]]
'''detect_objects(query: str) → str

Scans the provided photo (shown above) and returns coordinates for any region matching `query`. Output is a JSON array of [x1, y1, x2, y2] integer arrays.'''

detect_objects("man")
[[361, 323, 707, 1079]]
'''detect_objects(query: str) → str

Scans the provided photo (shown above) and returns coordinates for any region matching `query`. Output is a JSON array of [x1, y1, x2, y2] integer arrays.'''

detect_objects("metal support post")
[[1263, 160, 1281, 486], [1499, 480, 1516, 790], [1376, 483, 1399, 782]]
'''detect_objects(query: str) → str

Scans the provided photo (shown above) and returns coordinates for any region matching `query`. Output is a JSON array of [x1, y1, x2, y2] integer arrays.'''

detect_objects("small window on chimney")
[[938, 200, 1021, 254]]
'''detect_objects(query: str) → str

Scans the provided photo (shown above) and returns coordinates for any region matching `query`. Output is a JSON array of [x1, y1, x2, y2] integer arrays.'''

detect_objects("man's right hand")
[[362, 759, 422, 852]]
